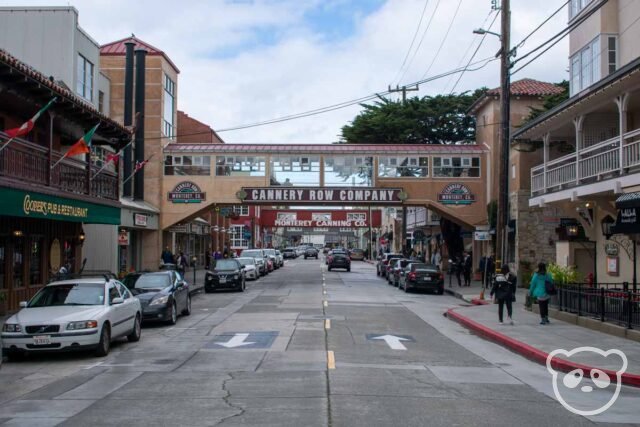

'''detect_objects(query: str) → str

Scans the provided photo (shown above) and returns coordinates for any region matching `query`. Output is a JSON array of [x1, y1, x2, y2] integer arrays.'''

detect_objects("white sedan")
[[237, 257, 259, 280], [1, 278, 141, 360]]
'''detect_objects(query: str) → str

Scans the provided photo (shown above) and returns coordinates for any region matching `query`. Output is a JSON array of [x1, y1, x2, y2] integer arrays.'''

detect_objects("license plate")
[[219, 277, 227, 284], [425, 276, 431, 280], [33, 335, 51, 345]]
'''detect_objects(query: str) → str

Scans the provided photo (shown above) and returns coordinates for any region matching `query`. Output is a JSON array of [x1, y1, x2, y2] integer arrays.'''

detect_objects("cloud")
[[6, 0, 569, 144]]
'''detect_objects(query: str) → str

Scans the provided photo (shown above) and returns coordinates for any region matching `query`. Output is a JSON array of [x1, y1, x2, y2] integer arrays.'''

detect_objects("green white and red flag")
[[0, 97, 57, 153], [52, 123, 99, 169]]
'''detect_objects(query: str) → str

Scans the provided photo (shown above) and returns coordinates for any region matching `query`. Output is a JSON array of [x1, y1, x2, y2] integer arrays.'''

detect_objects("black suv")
[[205, 259, 246, 292], [304, 247, 319, 259], [328, 251, 351, 272]]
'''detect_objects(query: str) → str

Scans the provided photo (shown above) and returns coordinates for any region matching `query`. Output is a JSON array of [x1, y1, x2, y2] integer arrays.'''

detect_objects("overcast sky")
[[6, 0, 569, 144]]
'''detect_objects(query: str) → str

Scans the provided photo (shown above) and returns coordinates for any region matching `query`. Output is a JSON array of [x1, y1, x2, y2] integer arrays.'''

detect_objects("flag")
[[106, 152, 120, 165], [64, 123, 99, 158], [4, 97, 57, 139], [135, 158, 149, 172]]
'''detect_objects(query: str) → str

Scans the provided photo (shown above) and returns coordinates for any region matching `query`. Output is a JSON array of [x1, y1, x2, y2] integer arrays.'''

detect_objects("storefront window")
[[30, 236, 43, 285], [63, 239, 74, 273], [13, 237, 23, 288]]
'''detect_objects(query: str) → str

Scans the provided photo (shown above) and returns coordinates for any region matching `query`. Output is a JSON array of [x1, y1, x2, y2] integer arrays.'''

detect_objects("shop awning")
[[615, 192, 640, 209], [612, 193, 640, 235], [0, 187, 120, 225]]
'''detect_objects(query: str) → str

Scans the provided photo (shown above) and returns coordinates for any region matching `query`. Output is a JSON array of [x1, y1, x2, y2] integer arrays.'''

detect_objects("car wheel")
[[182, 296, 192, 316], [347, 267, 351, 272], [437, 287, 444, 295], [6, 351, 24, 362], [240, 279, 246, 292], [167, 302, 177, 325], [376, 269, 380, 276], [95, 324, 111, 357], [328, 267, 332, 271], [127, 314, 142, 342]]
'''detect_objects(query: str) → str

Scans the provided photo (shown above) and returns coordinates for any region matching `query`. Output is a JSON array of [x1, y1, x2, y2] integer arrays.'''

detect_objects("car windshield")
[[414, 264, 437, 272], [237, 258, 255, 266], [29, 283, 105, 307], [265, 249, 276, 255], [242, 250, 262, 258], [215, 260, 238, 270], [135, 274, 172, 289]]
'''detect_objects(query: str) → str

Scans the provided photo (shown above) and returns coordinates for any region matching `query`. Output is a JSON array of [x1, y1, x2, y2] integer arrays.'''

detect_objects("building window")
[[608, 36, 618, 75], [270, 156, 320, 185], [163, 74, 176, 138], [433, 157, 480, 177], [570, 0, 594, 19], [76, 54, 94, 101], [570, 36, 601, 96], [13, 237, 23, 288], [277, 212, 297, 222], [512, 164, 516, 179], [324, 156, 373, 186], [164, 155, 211, 175], [378, 157, 428, 178], [98, 91, 104, 113], [233, 205, 249, 216], [347, 213, 366, 222], [230, 225, 248, 249], [215, 156, 266, 177], [312, 213, 331, 222]]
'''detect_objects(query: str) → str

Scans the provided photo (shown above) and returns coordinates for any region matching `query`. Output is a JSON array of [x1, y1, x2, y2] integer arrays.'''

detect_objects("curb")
[[446, 307, 640, 388], [443, 288, 489, 305]]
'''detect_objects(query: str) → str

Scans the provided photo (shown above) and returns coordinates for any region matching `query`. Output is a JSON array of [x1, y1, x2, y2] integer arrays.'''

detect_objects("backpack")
[[545, 275, 557, 295]]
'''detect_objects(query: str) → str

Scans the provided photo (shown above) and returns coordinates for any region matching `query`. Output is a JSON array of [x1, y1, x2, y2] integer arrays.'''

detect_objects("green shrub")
[[547, 263, 581, 285]]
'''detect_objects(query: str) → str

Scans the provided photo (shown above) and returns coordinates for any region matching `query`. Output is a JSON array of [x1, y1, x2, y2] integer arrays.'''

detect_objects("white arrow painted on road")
[[214, 333, 255, 348], [371, 335, 410, 350]]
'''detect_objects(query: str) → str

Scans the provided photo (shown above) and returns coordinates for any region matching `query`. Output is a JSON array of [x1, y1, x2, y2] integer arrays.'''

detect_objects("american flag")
[[135, 158, 149, 172]]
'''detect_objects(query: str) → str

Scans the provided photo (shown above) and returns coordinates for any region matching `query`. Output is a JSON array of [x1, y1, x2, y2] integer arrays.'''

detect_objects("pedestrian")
[[463, 251, 472, 286], [433, 249, 442, 270], [205, 248, 211, 270], [161, 246, 174, 265], [529, 262, 553, 325], [454, 255, 463, 287], [214, 250, 222, 260], [484, 255, 495, 289], [176, 251, 188, 275], [490, 264, 517, 325]]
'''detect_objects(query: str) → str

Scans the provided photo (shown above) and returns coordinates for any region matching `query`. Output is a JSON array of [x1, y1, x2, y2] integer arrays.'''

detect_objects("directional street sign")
[[206, 331, 279, 350], [366, 334, 415, 350]]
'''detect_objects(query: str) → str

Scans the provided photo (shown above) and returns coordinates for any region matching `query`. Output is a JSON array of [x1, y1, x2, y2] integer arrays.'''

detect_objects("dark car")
[[325, 248, 346, 265], [377, 253, 402, 278], [128, 271, 191, 325], [205, 259, 246, 293], [282, 248, 297, 259], [304, 247, 319, 259], [389, 259, 411, 287], [328, 251, 351, 272], [399, 263, 444, 294]]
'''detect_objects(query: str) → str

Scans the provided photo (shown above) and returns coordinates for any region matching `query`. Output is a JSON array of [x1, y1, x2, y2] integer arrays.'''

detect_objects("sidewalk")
[[446, 302, 640, 387], [442, 274, 532, 304]]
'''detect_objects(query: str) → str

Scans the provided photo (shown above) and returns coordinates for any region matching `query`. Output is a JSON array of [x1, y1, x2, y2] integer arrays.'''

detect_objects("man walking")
[[490, 264, 517, 325], [463, 251, 472, 287]]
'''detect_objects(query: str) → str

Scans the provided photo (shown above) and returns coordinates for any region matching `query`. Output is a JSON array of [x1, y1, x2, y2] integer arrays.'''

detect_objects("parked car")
[[274, 250, 284, 267], [349, 248, 365, 261], [264, 249, 279, 269], [205, 259, 246, 292], [326, 248, 346, 265], [128, 271, 191, 324], [237, 257, 259, 280], [304, 247, 319, 259], [240, 249, 268, 276], [328, 251, 351, 272], [377, 253, 402, 278], [282, 248, 297, 259], [399, 263, 444, 294], [323, 246, 331, 254], [1, 276, 141, 360], [389, 259, 411, 286]]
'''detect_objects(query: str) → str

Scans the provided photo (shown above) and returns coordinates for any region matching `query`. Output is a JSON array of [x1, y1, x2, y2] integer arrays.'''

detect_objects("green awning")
[[0, 187, 120, 225], [615, 192, 640, 209]]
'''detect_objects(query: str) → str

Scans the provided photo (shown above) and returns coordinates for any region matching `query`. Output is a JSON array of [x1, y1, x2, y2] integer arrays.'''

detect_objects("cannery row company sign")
[[238, 187, 407, 204], [438, 183, 476, 205], [168, 181, 206, 203]]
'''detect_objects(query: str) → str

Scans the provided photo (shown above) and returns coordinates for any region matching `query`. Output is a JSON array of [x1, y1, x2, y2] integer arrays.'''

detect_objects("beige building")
[[513, 0, 640, 286]]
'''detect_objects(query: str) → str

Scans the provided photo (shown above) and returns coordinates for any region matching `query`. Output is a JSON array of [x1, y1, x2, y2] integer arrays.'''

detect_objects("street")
[[0, 258, 637, 426]]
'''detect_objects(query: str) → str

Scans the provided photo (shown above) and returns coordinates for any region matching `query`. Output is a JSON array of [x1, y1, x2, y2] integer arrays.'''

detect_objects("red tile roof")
[[100, 36, 180, 73], [486, 78, 564, 97]]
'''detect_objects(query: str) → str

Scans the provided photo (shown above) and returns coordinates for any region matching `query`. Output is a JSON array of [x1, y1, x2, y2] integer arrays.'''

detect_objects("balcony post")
[[543, 133, 550, 192], [573, 115, 584, 185], [47, 111, 55, 186], [615, 93, 630, 173]]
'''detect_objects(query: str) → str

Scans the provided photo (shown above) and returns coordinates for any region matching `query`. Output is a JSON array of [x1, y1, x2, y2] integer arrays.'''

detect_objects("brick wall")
[[177, 111, 224, 144]]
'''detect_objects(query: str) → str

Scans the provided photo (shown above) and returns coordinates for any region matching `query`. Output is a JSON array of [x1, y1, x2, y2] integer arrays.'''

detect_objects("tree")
[[523, 80, 569, 123], [340, 89, 487, 145]]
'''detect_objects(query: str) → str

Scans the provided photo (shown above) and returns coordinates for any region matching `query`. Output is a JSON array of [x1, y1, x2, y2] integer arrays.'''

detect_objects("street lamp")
[[473, 28, 501, 39]]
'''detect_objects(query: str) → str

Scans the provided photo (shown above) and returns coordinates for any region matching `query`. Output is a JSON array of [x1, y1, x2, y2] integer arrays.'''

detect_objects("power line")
[[397, 0, 442, 85], [449, 10, 500, 94], [420, 0, 464, 80], [391, 0, 431, 85], [514, 0, 570, 50]]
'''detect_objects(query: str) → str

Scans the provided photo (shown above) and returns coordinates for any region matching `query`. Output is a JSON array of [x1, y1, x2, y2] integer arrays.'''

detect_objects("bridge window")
[[215, 156, 266, 176], [230, 225, 249, 249], [433, 156, 480, 177], [347, 213, 366, 222], [378, 157, 428, 178], [270, 156, 320, 186], [164, 155, 211, 175], [324, 156, 373, 186], [233, 205, 249, 216]]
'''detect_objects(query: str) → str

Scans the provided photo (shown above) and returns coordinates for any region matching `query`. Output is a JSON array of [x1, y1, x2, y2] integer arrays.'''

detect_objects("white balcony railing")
[[530, 128, 640, 197]]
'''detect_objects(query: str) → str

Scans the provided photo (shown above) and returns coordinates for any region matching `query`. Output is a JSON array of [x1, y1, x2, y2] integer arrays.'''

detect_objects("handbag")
[[545, 278, 557, 295]]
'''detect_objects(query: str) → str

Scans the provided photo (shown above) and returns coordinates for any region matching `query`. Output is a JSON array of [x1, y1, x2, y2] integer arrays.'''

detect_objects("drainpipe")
[[133, 48, 147, 201], [123, 41, 135, 197]]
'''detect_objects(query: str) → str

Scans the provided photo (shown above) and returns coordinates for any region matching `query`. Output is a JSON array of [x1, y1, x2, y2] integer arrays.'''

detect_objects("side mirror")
[[112, 297, 124, 305], [177, 281, 186, 288], [19, 301, 28, 308]]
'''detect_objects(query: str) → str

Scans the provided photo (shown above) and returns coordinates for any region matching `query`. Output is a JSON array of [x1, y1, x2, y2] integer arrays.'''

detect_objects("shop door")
[[575, 248, 594, 277]]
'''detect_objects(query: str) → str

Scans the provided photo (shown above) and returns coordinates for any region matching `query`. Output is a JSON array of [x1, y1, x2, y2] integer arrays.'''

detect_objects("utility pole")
[[388, 84, 419, 255], [496, 0, 511, 269]]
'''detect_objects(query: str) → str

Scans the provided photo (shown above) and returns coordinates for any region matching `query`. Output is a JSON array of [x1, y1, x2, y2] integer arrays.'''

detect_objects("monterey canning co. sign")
[[238, 187, 406, 204]]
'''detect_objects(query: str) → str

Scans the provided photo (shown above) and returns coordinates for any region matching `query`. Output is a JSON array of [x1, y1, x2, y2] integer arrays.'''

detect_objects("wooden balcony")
[[0, 135, 119, 201]]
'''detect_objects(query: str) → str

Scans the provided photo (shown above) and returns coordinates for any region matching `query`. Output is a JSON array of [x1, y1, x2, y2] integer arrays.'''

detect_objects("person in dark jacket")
[[454, 255, 463, 287], [490, 264, 517, 324], [463, 252, 472, 286], [484, 255, 495, 289], [176, 251, 188, 274], [161, 246, 175, 265]]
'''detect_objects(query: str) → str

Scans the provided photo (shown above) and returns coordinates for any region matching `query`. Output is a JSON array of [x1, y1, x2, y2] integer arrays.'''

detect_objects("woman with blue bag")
[[529, 262, 554, 325]]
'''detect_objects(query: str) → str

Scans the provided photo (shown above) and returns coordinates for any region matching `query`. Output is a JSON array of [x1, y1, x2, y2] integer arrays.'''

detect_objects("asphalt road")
[[0, 259, 638, 426]]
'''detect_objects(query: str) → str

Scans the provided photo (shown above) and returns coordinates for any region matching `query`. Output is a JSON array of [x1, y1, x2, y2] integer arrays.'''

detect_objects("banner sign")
[[168, 181, 206, 203], [474, 231, 491, 241], [274, 219, 368, 227], [238, 187, 406, 204], [438, 183, 475, 205], [133, 213, 148, 227]]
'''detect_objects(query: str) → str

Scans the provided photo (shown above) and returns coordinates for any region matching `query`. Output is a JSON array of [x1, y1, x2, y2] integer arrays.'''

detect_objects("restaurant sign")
[[0, 187, 120, 224], [168, 181, 206, 203], [238, 187, 406, 204], [438, 183, 475, 205]]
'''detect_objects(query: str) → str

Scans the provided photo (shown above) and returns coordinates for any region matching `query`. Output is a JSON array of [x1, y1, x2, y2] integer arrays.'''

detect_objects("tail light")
[[408, 272, 416, 281], [439, 273, 444, 280], [382, 260, 389, 266]]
